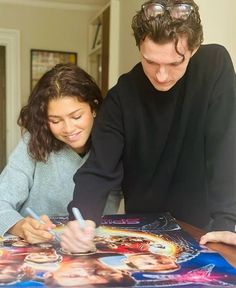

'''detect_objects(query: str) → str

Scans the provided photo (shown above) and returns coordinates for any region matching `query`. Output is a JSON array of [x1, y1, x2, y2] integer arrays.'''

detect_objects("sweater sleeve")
[[68, 88, 124, 225], [0, 136, 36, 236], [205, 46, 236, 231]]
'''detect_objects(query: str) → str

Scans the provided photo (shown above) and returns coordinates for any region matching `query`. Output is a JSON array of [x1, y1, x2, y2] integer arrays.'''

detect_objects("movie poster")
[[0, 213, 236, 287]]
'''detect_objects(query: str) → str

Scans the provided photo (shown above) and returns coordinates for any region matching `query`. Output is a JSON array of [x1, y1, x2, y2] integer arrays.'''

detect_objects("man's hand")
[[8, 215, 55, 244], [60, 220, 96, 253], [200, 231, 236, 246]]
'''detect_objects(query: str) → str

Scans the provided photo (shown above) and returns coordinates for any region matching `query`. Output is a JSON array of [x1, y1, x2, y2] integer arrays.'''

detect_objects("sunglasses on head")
[[142, 2, 194, 21]]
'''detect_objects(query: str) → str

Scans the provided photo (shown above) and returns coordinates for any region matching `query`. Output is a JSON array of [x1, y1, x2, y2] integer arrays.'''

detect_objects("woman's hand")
[[200, 231, 236, 246], [60, 220, 96, 253], [8, 214, 56, 244]]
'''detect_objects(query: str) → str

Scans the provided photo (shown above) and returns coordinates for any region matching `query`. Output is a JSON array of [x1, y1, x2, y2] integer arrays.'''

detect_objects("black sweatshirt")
[[68, 44, 236, 231]]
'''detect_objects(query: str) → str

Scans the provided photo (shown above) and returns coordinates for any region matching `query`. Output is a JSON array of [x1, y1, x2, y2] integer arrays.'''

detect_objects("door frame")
[[0, 29, 21, 158]]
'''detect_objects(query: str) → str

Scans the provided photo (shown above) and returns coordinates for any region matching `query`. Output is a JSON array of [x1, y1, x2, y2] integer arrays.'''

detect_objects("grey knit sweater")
[[0, 135, 121, 236]]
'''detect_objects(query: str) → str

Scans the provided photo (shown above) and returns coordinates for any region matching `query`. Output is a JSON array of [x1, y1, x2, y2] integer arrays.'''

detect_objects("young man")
[[61, 0, 236, 253]]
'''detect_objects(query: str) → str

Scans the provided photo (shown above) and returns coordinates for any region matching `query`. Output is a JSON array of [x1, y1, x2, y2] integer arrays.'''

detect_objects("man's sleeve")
[[68, 88, 124, 225], [206, 46, 236, 231]]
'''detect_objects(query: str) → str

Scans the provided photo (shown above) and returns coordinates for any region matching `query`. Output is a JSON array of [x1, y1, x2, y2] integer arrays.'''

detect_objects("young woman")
[[0, 63, 121, 244]]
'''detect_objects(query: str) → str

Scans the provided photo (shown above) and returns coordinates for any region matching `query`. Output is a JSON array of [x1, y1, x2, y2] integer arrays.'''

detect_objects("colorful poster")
[[0, 213, 236, 287]]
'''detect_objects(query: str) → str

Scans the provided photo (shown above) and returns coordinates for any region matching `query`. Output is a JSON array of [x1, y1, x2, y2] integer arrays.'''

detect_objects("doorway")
[[0, 46, 6, 171], [0, 28, 21, 160]]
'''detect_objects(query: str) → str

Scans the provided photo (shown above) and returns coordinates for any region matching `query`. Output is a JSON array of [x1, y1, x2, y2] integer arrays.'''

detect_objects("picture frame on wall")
[[30, 49, 77, 91]]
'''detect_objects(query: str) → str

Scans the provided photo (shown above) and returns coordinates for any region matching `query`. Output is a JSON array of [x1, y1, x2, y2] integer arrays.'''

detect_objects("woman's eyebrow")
[[48, 108, 82, 118]]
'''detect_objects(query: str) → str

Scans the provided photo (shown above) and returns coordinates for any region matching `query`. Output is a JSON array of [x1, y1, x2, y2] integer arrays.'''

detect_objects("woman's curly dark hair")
[[18, 63, 103, 162], [132, 0, 203, 55]]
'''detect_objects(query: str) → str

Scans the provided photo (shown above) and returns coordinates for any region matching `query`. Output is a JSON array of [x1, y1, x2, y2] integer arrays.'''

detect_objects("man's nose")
[[155, 66, 168, 82]]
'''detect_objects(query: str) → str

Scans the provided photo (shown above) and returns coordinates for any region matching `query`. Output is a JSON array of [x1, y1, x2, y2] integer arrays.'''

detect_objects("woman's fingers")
[[21, 217, 53, 243], [40, 214, 56, 229]]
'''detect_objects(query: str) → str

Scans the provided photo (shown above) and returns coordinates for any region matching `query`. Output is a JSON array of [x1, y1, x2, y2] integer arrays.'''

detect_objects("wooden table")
[[178, 220, 236, 268]]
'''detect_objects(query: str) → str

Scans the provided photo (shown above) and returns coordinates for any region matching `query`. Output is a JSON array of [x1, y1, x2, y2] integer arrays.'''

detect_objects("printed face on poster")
[[30, 49, 77, 90]]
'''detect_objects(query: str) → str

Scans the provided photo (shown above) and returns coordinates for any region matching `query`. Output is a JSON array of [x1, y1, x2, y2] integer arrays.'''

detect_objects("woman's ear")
[[92, 111, 96, 118]]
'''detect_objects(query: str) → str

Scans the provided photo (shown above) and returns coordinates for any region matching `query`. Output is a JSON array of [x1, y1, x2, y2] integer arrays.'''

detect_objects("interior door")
[[0, 46, 6, 172]]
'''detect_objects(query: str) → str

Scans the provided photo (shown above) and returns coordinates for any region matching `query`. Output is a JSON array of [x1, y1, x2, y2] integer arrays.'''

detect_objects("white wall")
[[0, 0, 235, 102], [118, 0, 142, 76], [0, 3, 95, 104], [118, 0, 236, 76], [0, 0, 235, 115], [196, 0, 236, 68]]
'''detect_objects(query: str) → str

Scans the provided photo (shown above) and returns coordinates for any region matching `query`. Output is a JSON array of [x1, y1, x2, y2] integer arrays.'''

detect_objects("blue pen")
[[26, 207, 60, 242], [72, 207, 85, 229]]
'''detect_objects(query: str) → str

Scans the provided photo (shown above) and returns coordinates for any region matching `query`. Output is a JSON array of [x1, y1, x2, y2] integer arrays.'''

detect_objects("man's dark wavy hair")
[[132, 0, 203, 53], [18, 63, 103, 162]]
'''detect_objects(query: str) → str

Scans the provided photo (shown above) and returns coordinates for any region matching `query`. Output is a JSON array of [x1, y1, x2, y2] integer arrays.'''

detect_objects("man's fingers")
[[60, 220, 96, 253], [200, 231, 236, 245]]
